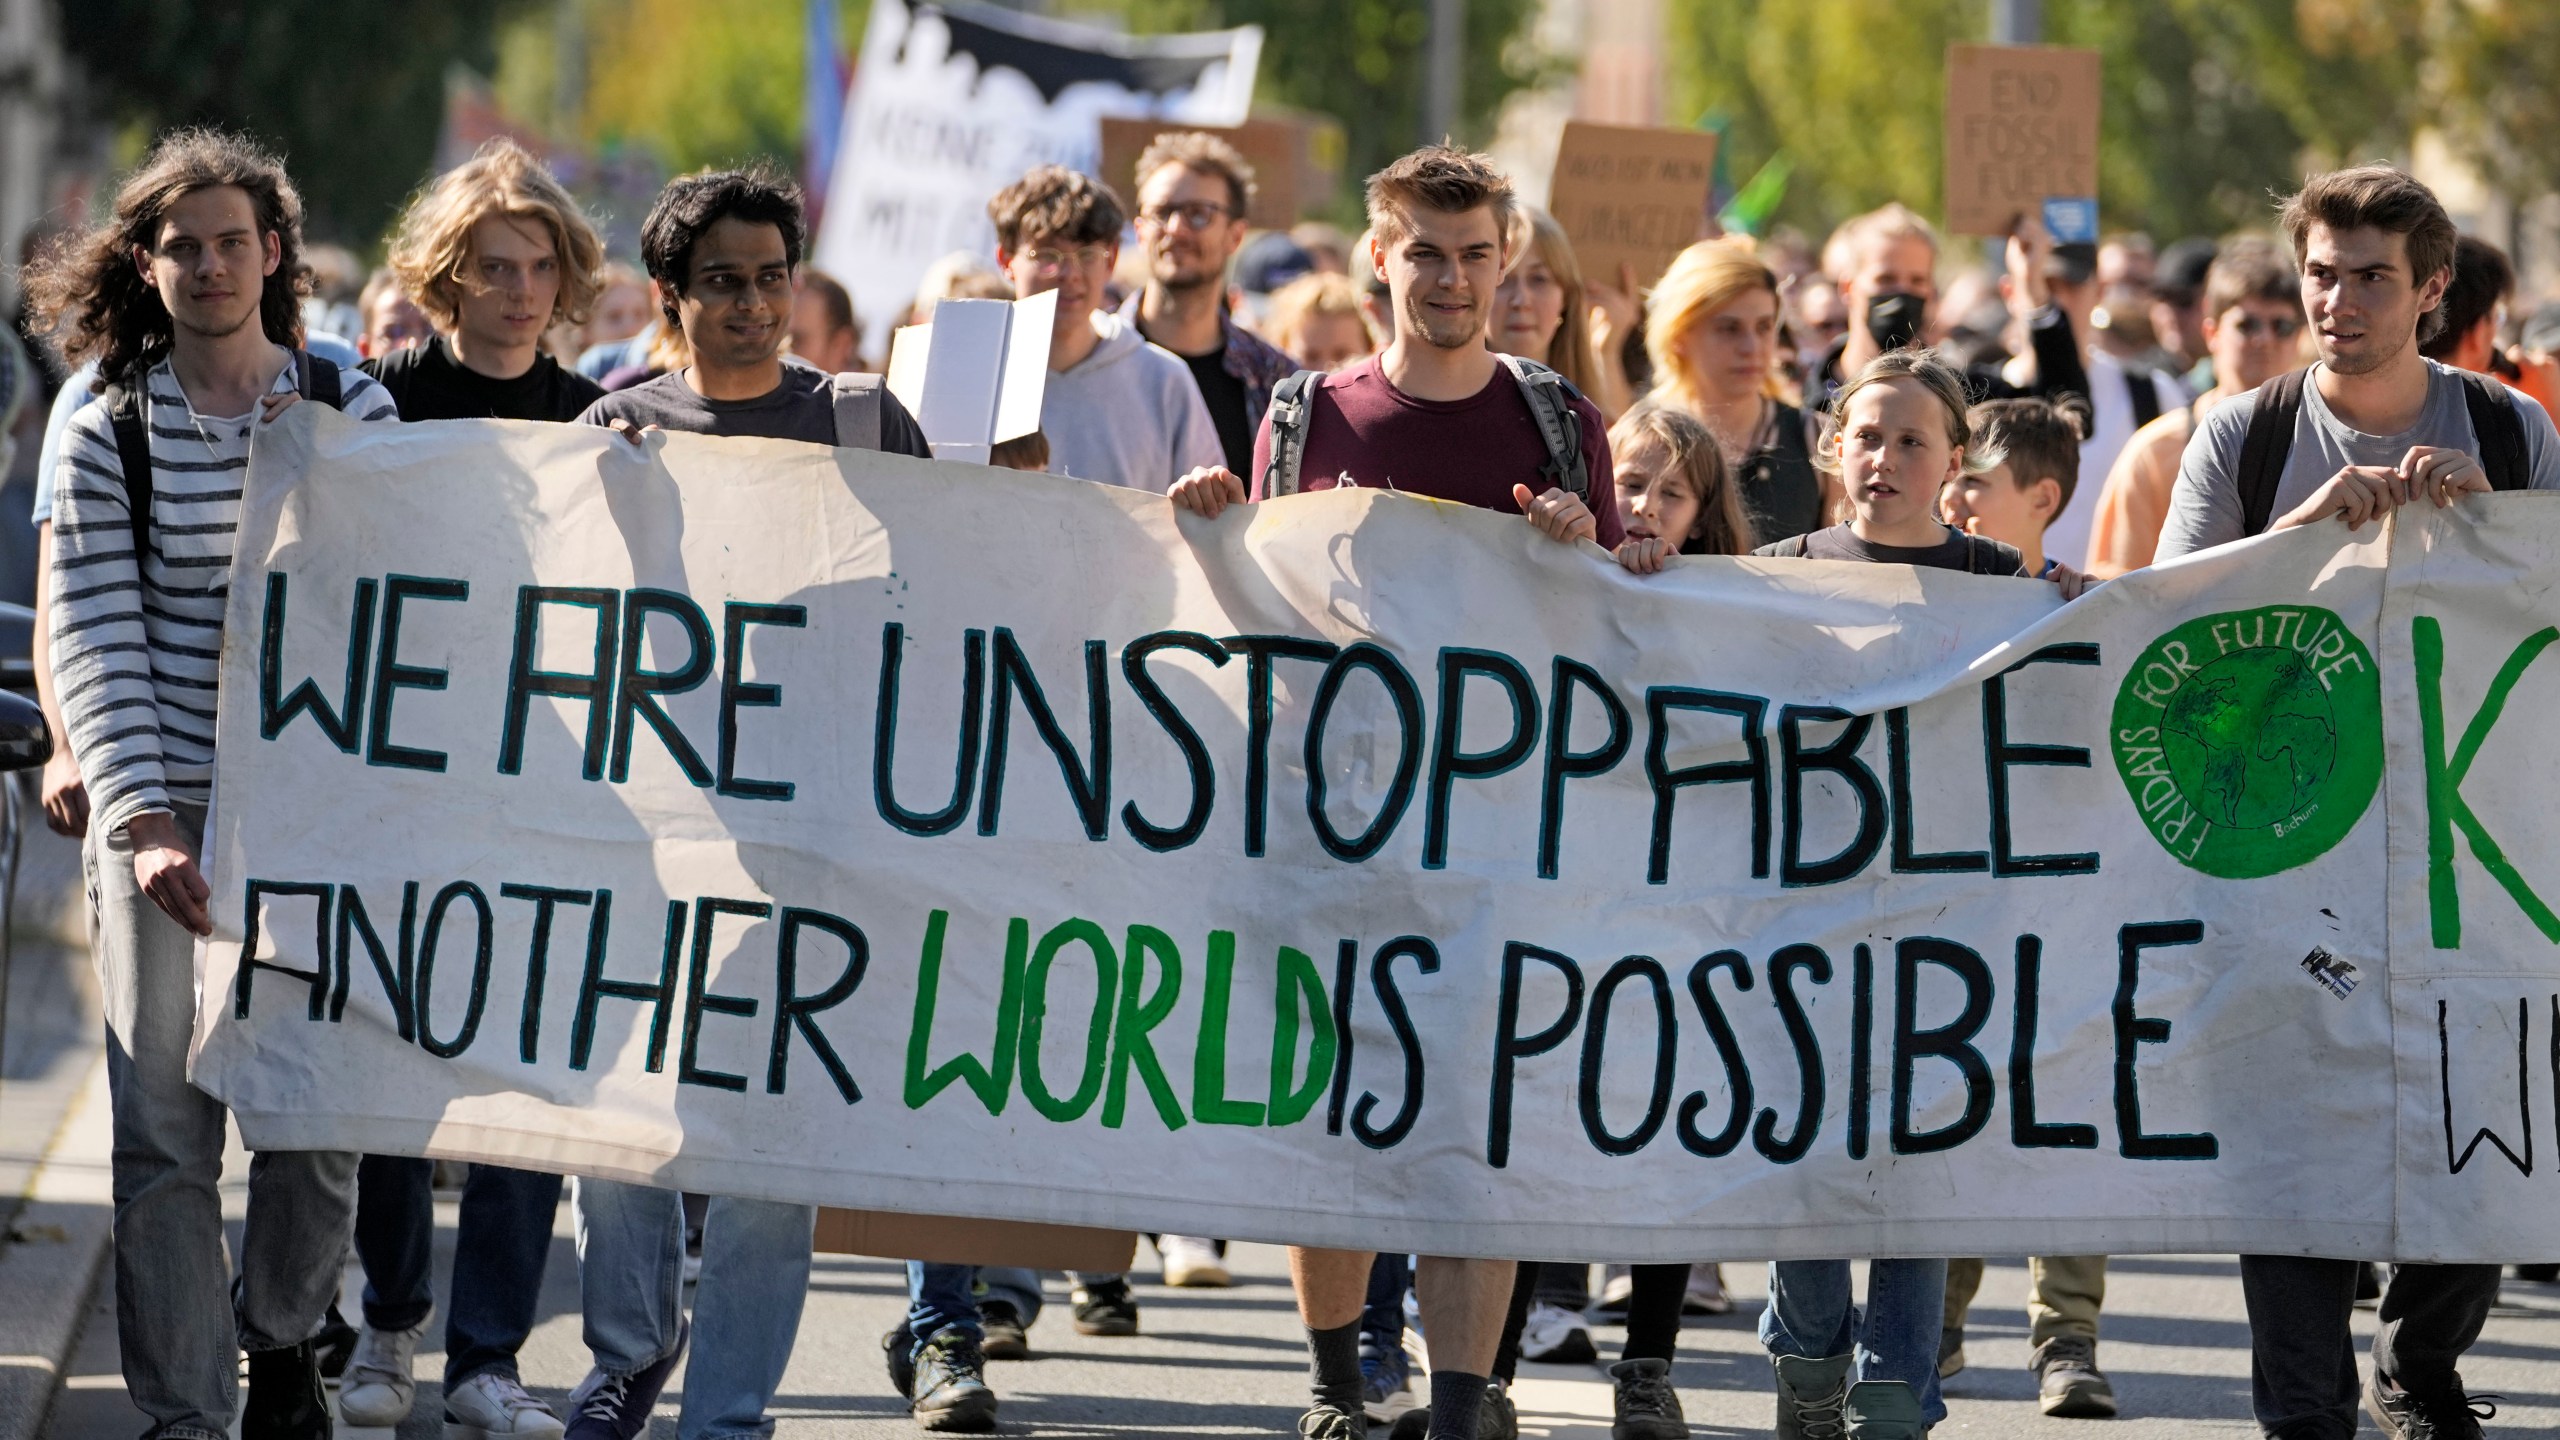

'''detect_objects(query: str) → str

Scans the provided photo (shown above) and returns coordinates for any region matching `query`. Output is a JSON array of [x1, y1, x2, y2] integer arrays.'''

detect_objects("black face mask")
[[1865, 290, 1928, 352]]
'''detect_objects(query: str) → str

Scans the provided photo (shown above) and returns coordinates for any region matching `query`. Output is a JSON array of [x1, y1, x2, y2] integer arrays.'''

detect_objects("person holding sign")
[[568, 166, 941, 1440], [1168, 143, 1618, 1440], [334, 137, 611, 1440], [990, 165, 1224, 492], [30, 128, 401, 1440], [2155, 166, 2560, 1440]]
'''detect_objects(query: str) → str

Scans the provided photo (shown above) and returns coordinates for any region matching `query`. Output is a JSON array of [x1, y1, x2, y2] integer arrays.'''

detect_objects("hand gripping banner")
[[190, 407, 2560, 1262]]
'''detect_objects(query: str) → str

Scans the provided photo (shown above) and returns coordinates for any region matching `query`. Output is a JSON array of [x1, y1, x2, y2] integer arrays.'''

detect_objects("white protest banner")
[[194, 408, 2560, 1263], [811, 0, 1259, 363]]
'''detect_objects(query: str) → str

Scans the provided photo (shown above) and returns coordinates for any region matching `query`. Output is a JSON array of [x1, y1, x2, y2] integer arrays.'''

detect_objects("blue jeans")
[[902, 1264, 1045, 1354], [1761, 1259, 1948, 1425], [1362, 1253, 1412, 1356], [354, 1156, 563, 1385], [573, 1179, 813, 1440], [93, 806, 357, 1440]]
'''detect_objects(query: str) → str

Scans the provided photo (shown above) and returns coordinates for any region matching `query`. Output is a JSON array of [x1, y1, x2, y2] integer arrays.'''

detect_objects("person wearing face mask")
[[1809, 203, 2089, 413], [1646, 238, 1833, 543], [1488, 206, 1635, 418]]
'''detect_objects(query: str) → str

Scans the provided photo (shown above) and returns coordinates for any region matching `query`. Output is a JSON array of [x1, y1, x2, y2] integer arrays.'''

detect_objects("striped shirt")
[[50, 355, 397, 836]]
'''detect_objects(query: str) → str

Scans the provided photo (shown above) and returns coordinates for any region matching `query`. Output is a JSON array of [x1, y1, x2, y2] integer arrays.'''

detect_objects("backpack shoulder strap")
[[1773, 534, 1811, 559], [2237, 367, 2309, 538], [830, 370, 885, 451], [2454, 368, 2530, 493], [1498, 353, 1587, 500], [1260, 368, 1320, 497], [2125, 366, 2162, 430], [101, 378, 153, 564], [292, 348, 347, 410]]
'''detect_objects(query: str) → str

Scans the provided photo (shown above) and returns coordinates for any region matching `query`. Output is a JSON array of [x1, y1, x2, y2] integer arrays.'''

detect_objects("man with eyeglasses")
[[1120, 131, 1300, 479], [2085, 239, 2307, 577], [990, 164, 1223, 491]]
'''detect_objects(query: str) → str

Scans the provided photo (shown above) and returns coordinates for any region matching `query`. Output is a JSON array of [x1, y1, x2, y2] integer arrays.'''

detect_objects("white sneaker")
[[1684, 1262, 1734, 1315], [1519, 1301, 1597, 1365], [1594, 1264, 1635, 1315], [1157, 1234, 1232, 1288], [337, 1322, 426, 1427], [443, 1370, 567, 1440]]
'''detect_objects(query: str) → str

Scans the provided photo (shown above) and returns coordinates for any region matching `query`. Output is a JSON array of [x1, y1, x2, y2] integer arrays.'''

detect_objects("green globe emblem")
[[2112, 606, 2382, 879]]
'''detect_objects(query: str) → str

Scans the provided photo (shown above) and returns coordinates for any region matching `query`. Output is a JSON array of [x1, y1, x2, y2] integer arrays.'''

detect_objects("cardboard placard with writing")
[[1099, 117, 1321, 229], [1544, 121, 1719, 292], [1943, 44, 2102, 238], [813, 1210, 1139, 1272]]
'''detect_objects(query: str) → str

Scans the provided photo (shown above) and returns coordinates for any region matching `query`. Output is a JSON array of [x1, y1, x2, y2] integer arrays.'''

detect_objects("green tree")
[[60, 0, 539, 243], [1663, 0, 2425, 244]]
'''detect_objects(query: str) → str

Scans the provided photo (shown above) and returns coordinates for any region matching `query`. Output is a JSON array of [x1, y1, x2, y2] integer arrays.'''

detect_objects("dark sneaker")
[[909, 1329, 997, 1433], [977, 1299, 1029, 1361], [1843, 1380, 1926, 1440], [2365, 1372, 2499, 1440], [1359, 1339, 1416, 1425], [883, 1326, 918, 1402], [1772, 1352, 1851, 1440], [1070, 1278, 1139, 1336], [2032, 1335, 2118, 1418], [1390, 1382, 1517, 1440], [1482, 1381, 1520, 1440], [1298, 1402, 1365, 1439], [242, 1341, 329, 1440], [563, 1321, 688, 1440], [1610, 1357, 1688, 1440], [312, 1304, 359, 1385]]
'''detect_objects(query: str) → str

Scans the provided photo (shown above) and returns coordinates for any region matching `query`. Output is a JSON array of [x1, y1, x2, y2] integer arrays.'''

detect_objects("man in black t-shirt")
[[1117, 131, 1299, 475], [364, 138, 606, 427], [339, 137, 614, 1440]]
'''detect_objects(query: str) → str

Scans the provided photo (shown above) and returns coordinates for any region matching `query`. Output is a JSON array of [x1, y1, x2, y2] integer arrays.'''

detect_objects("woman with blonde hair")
[[1263, 271, 1377, 373], [1491, 206, 1635, 417], [1647, 237, 1831, 544]]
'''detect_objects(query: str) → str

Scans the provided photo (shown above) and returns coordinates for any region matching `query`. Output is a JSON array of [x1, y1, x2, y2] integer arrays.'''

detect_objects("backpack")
[[1259, 353, 1587, 500], [829, 371, 885, 450], [102, 349, 346, 562], [2235, 366, 2530, 537], [1765, 529, 2019, 574], [2124, 364, 2163, 432]]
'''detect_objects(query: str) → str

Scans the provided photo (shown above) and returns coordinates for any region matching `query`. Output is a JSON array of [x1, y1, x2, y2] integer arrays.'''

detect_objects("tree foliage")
[[60, 0, 537, 244], [1665, 0, 2554, 246]]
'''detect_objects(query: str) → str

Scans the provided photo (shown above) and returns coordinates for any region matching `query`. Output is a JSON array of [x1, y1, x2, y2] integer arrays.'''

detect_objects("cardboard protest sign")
[[811, 0, 1260, 361], [195, 408, 2560, 1262], [1544, 121, 1719, 291], [1943, 44, 2102, 240], [1097, 115, 1333, 229]]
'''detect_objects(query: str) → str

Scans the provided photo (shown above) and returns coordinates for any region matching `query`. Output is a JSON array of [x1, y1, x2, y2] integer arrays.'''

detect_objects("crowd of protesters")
[[8, 111, 2557, 1440]]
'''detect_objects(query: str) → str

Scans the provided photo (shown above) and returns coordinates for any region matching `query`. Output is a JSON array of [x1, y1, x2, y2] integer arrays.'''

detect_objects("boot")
[[1772, 1352, 1851, 1440], [243, 1341, 331, 1440], [1844, 1379, 1927, 1440]]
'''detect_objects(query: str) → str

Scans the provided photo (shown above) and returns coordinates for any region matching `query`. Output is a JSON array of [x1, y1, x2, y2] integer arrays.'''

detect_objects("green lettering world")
[[2109, 605, 2382, 879]]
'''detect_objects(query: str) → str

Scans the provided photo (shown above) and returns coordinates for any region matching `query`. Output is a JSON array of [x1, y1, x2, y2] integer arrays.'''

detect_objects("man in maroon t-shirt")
[[1169, 147, 1618, 548], [1169, 145, 1616, 1440]]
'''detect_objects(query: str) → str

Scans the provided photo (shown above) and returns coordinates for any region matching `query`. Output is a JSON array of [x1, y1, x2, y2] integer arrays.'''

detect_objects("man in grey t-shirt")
[[2158, 165, 2526, 1440]]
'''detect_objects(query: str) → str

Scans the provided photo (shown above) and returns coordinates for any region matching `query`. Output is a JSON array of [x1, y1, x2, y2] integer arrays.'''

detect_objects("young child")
[[1754, 348, 2024, 577], [1739, 348, 2072, 1440], [1612, 400, 1756, 571], [1939, 396, 2090, 579]]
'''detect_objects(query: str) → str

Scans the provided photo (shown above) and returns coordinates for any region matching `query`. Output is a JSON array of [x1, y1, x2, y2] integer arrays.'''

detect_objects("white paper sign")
[[812, 0, 1258, 363], [191, 408, 2560, 1262]]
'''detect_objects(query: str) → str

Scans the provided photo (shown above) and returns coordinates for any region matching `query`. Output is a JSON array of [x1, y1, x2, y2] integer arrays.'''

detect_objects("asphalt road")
[[38, 1162, 2560, 1439]]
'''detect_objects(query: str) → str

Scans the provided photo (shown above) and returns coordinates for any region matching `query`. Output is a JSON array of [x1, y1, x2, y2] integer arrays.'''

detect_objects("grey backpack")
[[829, 371, 885, 450]]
